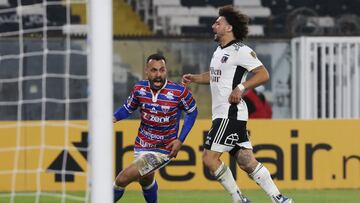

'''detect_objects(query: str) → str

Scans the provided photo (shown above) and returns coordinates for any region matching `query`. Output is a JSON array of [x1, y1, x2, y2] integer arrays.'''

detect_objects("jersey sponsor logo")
[[141, 129, 165, 140], [142, 103, 159, 113], [210, 67, 221, 82], [210, 67, 222, 76], [143, 112, 170, 123], [224, 133, 239, 146], [150, 107, 158, 114], [138, 138, 157, 148]]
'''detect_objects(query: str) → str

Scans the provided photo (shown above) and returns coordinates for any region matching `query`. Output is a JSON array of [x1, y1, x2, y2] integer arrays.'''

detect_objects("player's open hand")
[[228, 87, 243, 104], [166, 139, 182, 158], [182, 74, 192, 86]]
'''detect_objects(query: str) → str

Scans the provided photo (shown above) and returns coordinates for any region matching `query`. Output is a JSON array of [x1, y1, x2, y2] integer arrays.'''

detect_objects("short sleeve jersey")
[[209, 40, 263, 121]]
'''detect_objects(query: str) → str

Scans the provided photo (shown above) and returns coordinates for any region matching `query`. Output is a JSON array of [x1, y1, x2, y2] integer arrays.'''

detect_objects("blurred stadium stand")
[[127, 0, 269, 36], [1, 0, 359, 37], [114, 0, 152, 36], [125, 0, 360, 37], [0, 0, 83, 35], [0, 0, 152, 36]]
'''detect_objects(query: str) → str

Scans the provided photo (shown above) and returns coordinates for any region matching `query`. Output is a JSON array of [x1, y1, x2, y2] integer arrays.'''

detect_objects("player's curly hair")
[[219, 5, 249, 41]]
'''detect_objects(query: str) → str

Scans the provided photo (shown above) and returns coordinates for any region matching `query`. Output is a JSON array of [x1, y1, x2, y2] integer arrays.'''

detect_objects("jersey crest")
[[161, 105, 170, 114], [221, 54, 229, 63]]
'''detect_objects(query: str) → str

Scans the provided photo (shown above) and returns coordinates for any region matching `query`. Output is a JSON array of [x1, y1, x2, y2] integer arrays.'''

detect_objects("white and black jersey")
[[210, 40, 263, 121]]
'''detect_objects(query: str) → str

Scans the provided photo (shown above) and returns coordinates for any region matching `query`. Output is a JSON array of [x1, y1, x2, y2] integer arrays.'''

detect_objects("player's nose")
[[155, 71, 161, 77]]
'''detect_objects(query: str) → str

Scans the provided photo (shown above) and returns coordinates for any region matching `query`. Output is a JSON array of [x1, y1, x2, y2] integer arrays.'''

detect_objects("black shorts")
[[203, 118, 252, 154]]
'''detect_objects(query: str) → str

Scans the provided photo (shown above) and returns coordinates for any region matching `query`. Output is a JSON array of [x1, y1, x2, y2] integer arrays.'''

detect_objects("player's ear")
[[226, 25, 233, 32], [144, 65, 149, 77], [145, 62, 151, 71]]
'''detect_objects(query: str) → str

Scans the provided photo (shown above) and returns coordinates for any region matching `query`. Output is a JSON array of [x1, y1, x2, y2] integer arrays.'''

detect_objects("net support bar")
[[291, 37, 360, 119], [89, 0, 113, 203]]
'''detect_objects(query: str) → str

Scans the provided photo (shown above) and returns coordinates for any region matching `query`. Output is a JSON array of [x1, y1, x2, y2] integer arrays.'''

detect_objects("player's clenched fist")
[[182, 74, 193, 86]]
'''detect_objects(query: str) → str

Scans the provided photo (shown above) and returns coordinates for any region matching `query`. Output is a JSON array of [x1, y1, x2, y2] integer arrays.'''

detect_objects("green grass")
[[1, 189, 359, 203], [125, 189, 360, 203]]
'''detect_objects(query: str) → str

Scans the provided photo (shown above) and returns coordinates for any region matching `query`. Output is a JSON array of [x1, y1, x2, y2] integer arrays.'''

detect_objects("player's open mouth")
[[154, 81, 162, 86], [153, 78, 163, 86]]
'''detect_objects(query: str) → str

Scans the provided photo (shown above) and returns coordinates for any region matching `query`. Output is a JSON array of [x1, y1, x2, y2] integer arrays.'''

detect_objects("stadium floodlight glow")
[[89, 0, 114, 203]]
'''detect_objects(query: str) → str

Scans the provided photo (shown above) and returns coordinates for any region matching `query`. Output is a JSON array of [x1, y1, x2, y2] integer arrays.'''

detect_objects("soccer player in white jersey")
[[182, 5, 294, 203]]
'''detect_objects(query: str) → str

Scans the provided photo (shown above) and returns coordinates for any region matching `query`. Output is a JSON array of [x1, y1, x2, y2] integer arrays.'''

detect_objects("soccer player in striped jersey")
[[182, 5, 293, 203], [113, 53, 198, 203]]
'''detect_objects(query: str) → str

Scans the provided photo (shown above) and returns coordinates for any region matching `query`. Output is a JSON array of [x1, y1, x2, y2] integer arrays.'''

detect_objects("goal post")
[[89, 0, 113, 203]]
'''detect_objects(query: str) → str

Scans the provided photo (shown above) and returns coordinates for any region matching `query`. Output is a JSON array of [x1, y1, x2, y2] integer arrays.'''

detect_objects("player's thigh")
[[138, 172, 155, 187], [202, 149, 222, 163], [234, 149, 258, 173], [202, 149, 223, 171], [115, 163, 141, 187]]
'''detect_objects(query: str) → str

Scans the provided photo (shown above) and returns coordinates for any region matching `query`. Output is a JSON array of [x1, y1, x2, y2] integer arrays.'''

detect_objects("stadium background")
[[0, 0, 359, 202]]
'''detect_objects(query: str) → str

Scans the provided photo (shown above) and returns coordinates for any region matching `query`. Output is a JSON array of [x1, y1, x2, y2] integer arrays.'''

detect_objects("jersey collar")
[[149, 79, 168, 103], [220, 39, 239, 49]]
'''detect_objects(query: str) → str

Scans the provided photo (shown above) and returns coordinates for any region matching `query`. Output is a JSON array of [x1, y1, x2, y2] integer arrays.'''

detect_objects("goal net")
[[0, 0, 94, 202]]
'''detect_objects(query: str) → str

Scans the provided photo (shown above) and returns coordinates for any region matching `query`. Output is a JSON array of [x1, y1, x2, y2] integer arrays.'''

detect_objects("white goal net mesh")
[[0, 0, 89, 202]]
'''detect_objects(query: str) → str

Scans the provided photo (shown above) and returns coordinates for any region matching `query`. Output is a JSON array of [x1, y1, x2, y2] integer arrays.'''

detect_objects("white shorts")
[[134, 151, 171, 176]]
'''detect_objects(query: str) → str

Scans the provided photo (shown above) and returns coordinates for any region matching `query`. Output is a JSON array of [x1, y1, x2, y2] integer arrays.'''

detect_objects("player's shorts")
[[203, 118, 252, 155], [134, 151, 171, 176]]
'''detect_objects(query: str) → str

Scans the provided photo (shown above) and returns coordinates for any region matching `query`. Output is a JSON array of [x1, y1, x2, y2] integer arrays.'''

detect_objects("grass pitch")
[[123, 189, 360, 203], [1, 189, 359, 202]]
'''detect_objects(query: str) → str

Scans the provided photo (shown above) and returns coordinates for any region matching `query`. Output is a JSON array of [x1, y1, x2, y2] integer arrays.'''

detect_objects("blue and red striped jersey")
[[121, 80, 197, 154]]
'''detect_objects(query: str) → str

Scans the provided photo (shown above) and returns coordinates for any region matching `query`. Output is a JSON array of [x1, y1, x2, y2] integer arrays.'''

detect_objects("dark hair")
[[219, 5, 249, 41], [146, 53, 166, 63]]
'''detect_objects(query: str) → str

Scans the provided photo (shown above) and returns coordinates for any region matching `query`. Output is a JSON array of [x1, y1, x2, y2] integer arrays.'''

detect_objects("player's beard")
[[150, 77, 165, 91], [214, 33, 220, 42]]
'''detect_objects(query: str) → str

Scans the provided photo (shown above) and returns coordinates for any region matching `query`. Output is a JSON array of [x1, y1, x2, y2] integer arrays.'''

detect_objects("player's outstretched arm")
[[182, 71, 210, 85], [167, 108, 198, 158], [113, 105, 132, 123], [178, 108, 197, 142]]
